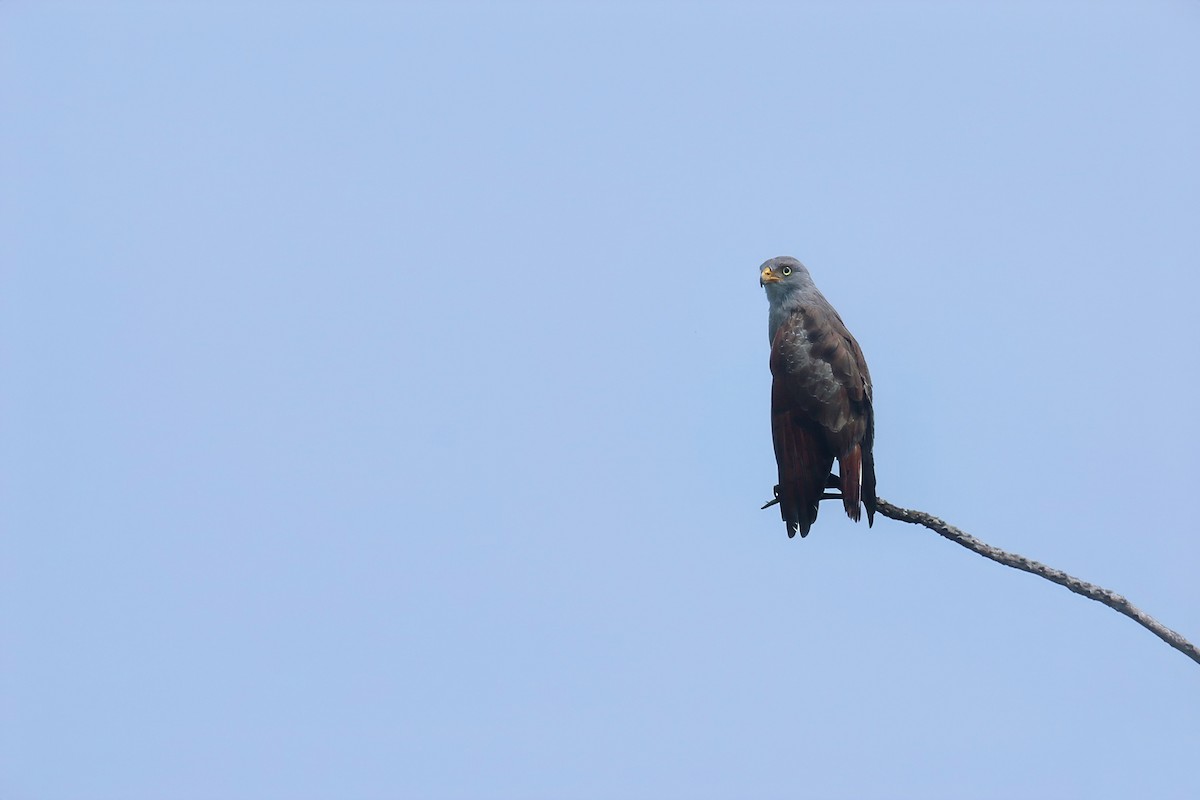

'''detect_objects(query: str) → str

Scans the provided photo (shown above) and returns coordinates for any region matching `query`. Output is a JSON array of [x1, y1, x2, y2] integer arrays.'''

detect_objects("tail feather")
[[772, 413, 829, 538], [838, 445, 863, 522]]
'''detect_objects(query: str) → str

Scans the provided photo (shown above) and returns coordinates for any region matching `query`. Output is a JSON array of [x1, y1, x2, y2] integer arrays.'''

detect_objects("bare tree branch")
[[875, 498, 1200, 667]]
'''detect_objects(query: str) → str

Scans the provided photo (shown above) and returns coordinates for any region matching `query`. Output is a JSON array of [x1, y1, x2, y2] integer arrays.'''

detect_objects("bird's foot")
[[762, 476, 844, 508], [761, 485, 781, 510]]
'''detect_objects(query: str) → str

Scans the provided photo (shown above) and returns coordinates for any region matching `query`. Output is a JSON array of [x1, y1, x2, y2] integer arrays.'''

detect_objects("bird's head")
[[759, 256, 814, 299]]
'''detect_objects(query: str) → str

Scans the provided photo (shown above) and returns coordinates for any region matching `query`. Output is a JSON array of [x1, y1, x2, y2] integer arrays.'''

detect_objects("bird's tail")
[[839, 445, 863, 522], [773, 424, 827, 538]]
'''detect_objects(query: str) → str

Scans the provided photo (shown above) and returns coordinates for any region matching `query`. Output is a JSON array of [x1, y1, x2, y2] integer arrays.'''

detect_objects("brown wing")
[[770, 376, 834, 538], [770, 300, 876, 536]]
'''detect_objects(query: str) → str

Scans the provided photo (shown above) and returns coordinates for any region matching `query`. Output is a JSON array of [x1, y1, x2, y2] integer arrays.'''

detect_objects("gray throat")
[[767, 289, 810, 344]]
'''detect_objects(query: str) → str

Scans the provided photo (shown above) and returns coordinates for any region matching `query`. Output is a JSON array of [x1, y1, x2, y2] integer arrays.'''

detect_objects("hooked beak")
[[760, 267, 781, 286]]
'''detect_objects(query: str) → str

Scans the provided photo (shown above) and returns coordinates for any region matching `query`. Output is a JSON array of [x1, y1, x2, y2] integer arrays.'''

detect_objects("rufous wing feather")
[[838, 444, 862, 522]]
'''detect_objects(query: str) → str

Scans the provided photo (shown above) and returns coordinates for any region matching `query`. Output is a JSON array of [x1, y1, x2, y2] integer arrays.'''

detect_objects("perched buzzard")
[[760, 256, 876, 537]]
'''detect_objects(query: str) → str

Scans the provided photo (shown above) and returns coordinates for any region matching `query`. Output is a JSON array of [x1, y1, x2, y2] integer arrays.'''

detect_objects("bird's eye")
[[782, 266, 792, 276]]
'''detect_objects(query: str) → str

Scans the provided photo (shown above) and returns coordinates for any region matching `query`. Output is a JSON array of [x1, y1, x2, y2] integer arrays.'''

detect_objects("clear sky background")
[[4, 2, 1199, 798]]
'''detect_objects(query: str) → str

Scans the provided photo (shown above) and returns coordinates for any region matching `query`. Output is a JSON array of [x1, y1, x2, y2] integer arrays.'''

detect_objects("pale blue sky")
[[4, 2, 1199, 798]]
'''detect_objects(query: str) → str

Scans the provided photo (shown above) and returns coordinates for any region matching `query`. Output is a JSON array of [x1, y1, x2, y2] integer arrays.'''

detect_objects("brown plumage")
[[761, 256, 876, 538]]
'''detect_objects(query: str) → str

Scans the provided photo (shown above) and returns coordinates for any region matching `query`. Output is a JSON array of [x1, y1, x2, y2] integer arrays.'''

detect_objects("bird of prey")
[[760, 256, 876, 538]]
